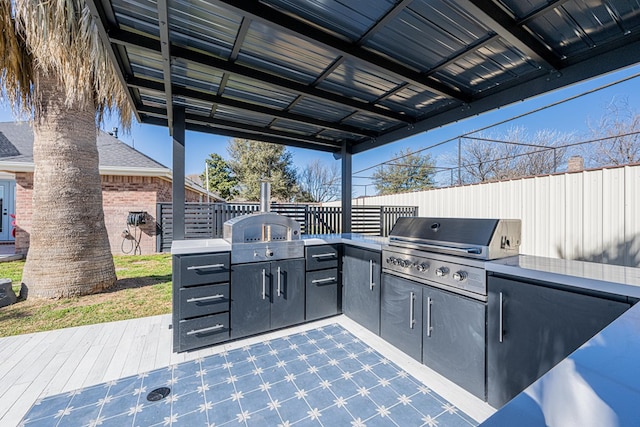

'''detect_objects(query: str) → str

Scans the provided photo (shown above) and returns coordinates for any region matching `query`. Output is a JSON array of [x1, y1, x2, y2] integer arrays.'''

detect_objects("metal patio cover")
[[87, 0, 640, 155]]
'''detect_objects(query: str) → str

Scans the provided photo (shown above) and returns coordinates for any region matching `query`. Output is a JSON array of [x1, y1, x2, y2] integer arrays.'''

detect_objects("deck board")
[[0, 314, 494, 426]]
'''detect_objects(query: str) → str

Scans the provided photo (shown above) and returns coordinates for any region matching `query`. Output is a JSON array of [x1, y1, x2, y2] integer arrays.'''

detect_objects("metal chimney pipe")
[[260, 181, 271, 212]]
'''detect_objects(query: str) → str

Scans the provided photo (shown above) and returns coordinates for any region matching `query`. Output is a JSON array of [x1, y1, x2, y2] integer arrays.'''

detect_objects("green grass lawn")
[[0, 254, 172, 337]]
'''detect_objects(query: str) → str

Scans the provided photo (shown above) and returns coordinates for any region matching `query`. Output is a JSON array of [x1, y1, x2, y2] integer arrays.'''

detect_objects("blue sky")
[[1, 63, 639, 197]]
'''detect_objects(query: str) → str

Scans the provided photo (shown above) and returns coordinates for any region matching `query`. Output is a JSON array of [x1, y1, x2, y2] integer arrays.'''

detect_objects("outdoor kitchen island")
[[172, 232, 640, 426]]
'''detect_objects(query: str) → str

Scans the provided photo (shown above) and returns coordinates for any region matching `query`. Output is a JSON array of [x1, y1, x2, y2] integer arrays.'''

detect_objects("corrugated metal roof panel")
[[524, 0, 640, 57], [127, 46, 164, 81], [167, 0, 242, 59], [271, 119, 324, 136], [174, 96, 213, 116], [264, 0, 395, 41], [317, 58, 404, 103], [171, 59, 224, 94], [222, 76, 299, 110], [496, 0, 547, 18], [236, 21, 336, 85], [434, 38, 541, 94], [112, 0, 160, 37], [379, 86, 454, 116], [288, 97, 356, 122], [214, 105, 274, 127], [318, 128, 363, 142], [138, 88, 166, 109], [342, 112, 400, 131], [365, 0, 491, 72]]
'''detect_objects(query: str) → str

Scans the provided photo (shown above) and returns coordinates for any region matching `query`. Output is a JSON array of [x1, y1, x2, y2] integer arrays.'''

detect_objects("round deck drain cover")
[[147, 387, 171, 402]]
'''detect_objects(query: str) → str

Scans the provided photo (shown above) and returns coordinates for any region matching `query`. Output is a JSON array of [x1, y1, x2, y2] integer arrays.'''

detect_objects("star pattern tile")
[[20, 324, 477, 427]]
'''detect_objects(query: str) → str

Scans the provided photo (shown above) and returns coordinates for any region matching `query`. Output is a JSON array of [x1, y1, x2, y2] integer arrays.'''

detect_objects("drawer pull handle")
[[311, 277, 336, 284], [186, 324, 224, 336], [499, 292, 505, 343], [186, 263, 225, 271], [186, 294, 225, 303], [262, 269, 266, 300], [311, 253, 336, 258]]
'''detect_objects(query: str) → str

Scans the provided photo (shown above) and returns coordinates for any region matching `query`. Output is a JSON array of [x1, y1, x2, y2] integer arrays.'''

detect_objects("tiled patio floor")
[[0, 315, 494, 426]]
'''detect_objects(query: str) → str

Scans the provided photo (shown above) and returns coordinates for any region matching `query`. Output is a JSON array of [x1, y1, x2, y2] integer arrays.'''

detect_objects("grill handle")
[[388, 237, 482, 255]]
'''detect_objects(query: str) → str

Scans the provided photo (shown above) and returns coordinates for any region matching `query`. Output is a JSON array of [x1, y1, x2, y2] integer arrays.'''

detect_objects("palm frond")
[[0, 0, 132, 128]]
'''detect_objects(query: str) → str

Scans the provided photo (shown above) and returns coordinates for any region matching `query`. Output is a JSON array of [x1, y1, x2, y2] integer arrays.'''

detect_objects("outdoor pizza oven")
[[223, 182, 303, 264]]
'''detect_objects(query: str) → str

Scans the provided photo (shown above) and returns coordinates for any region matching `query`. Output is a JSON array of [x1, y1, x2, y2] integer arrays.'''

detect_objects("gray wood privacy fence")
[[156, 203, 418, 252]]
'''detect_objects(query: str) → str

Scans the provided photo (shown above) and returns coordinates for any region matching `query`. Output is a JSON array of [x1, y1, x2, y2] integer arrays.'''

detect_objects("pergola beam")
[[459, 0, 561, 70], [108, 29, 411, 124], [157, 0, 174, 133], [128, 76, 377, 138]]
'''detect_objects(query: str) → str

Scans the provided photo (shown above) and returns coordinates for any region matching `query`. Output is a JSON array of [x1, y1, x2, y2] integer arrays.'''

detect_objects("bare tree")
[[459, 127, 571, 184], [298, 160, 340, 202], [586, 97, 640, 167]]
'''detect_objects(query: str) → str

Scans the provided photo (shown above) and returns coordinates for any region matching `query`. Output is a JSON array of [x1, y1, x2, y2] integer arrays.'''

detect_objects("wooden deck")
[[0, 314, 494, 426]]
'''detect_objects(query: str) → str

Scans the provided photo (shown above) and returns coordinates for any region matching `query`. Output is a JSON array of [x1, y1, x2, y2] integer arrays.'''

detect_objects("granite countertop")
[[486, 255, 640, 299]]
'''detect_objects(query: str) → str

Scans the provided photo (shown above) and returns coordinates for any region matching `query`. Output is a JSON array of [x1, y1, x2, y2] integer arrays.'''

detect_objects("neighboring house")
[[0, 122, 222, 255]]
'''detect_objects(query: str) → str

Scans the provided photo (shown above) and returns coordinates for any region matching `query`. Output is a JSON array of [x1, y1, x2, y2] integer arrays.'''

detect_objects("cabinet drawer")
[[179, 312, 229, 351], [306, 269, 339, 321], [176, 253, 230, 287], [179, 283, 229, 319], [306, 245, 339, 271]]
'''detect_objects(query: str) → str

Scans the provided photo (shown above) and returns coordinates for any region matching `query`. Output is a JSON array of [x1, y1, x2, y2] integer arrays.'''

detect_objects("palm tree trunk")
[[21, 69, 116, 298]]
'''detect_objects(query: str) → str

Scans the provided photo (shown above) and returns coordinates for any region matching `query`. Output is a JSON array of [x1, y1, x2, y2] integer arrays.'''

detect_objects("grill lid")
[[388, 217, 521, 260]]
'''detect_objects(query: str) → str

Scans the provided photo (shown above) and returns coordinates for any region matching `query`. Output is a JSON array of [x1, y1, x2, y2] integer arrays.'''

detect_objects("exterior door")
[[0, 180, 15, 242]]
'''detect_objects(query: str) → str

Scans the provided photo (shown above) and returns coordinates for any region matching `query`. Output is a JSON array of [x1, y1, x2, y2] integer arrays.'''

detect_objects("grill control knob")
[[398, 259, 407, 267], [386, 257, 394, 264], [392, 258, 399, 265], [265, 249, 274, 257], [453, 271, 468, 281], [416, 263, 429, 272], [435, 267, 449, 277]]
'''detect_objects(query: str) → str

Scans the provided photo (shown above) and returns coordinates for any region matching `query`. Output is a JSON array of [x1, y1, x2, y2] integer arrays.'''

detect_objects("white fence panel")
[[343, 164, 640, 267]]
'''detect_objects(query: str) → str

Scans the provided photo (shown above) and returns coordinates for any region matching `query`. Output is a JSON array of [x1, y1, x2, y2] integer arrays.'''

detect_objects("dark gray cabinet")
[[230, 259, 304, 339], [380, 274, 423, 361], [343, 245, 381, 335], [423, 285, 485, 400], [172, 253, 231, 352], [306, 269, 339, 321], [487, 274, 630, 408], [305, 245, 341, 321]]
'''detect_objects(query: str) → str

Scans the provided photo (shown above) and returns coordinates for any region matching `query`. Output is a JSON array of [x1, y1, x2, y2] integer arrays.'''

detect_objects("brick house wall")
[[14, 172, 203, 255]]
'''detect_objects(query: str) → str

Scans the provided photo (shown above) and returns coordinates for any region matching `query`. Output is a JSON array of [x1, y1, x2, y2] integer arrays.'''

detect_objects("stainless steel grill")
[[223, 182, 303, 264], [383, 217, 521, 301]]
